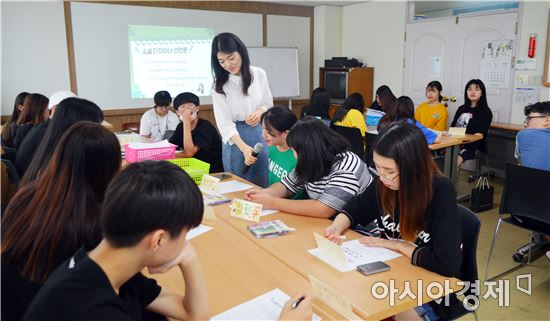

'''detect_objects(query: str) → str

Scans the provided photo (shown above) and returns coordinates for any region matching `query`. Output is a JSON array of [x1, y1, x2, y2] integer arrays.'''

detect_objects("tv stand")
[[319, 67, 374, 117]]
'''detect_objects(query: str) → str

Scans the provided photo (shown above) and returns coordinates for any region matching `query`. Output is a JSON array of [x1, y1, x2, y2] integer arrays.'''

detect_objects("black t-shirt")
[[450, 104, 493, 152], [13, 124, 34, 149], [1, 261, 42, 321], [23, 246, 162, 321], [14, 120, 49, 176], [169, 118, 224, 173], [342, 175, 462, 278]]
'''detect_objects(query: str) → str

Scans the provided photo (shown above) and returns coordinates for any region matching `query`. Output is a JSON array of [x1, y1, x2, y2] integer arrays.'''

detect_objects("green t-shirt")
[[268, 146, 307, 199]]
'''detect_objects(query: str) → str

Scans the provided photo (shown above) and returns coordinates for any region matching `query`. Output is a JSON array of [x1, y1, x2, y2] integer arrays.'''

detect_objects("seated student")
[[378, 96, 440, 144], [261, 106, 306, 199], [300, 87, 331, 124], [18, 97, 104, 183], [22, 161, 312, 321], [140, 90, 179, 142], [169, 92, 223, 173], [451, 79, 493, 170], [1, 92, 28, 151], [332, 92, 368, 137], [325, 122, 462, 321], [1, 122, 121, 321], [514, 101, 550, 261], [368, 85, 396, 113], [245, 117, 372, 218], [415, 81, 448, 131], [13, 93, 49, 149]]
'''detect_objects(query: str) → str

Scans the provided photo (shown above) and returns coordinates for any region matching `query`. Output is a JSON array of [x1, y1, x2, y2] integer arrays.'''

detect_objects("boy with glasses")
[[140, 90, 179, 142]]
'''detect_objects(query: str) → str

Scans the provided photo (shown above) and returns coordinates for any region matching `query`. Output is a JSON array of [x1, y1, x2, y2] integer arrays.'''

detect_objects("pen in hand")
[[291, 296, 305, 309]]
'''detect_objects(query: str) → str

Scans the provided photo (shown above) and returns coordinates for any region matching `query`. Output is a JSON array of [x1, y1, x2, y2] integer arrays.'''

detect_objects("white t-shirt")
[[139, 108, 180, 142], [211, 65, 273, 144]]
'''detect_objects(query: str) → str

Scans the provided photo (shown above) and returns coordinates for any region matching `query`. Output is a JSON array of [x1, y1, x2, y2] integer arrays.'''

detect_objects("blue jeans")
[[222, 122, 268, 188]]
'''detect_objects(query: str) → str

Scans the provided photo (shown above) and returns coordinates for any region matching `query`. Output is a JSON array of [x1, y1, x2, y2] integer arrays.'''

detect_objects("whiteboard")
[[249, 47, 300, 98]]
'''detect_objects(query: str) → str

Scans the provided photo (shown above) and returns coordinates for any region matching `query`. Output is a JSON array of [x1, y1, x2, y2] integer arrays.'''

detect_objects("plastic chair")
[[485, 163, 550, 281], [329, 124, 364, 159]]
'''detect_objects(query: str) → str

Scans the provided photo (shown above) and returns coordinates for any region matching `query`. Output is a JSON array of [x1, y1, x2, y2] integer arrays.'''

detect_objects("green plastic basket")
[[168, 158, 210, 184]]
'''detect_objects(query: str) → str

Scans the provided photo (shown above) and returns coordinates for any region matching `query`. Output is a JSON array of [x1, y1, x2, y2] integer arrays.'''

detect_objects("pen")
[[291, 296, 305, 309]]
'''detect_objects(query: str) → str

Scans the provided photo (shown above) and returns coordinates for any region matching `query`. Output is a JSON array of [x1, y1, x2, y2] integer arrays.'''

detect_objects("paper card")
[[260, 209, 279, 217], [200, 174, 220, 194], [308, 274, 360, 320], [217, 180, 255, 194], [230, 199, 262, 222], [186, 224, 212, 240], [313, 232, 349, 268], [448, 127, 466, 136], [202, 205, 216, 224]]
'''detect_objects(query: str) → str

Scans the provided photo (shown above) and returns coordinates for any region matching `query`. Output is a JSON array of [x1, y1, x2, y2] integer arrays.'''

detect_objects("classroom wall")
[[1, 1, 70, 115], [313, 5, 342, 89], [510, 1, 550, 124], [341, 1, 407, 99]]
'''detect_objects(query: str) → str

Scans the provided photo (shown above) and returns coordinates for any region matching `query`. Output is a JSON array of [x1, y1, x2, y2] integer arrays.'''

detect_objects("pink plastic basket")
[[124, 143, 177, 163]]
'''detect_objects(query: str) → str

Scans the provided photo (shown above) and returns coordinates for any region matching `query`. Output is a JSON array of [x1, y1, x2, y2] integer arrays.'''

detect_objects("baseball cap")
[[48, 91, 77, 109]]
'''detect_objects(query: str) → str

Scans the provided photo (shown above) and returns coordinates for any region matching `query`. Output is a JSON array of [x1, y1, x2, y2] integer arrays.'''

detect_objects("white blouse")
[[211, 65, 273, 144]]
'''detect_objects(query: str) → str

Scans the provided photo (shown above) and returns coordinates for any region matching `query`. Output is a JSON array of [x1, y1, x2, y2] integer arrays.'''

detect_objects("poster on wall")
[[428, 56, 442, 79], [480, 39, 513, 89]]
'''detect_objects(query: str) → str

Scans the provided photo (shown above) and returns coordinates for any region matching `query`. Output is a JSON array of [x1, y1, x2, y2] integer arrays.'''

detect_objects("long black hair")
[[332, 92, 365, 123], [1, 92, 29, 146], [464, 79, 489, 109], [286, 117, 350, 185], [302, 87, 330, 119], [22, 97, 104, 185], [378, 96, 415, 129], [211, 32, 252, 96]]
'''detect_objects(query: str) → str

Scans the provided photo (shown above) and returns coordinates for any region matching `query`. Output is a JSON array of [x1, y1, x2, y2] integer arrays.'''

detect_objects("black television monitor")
[[325, 71, 348, 104]]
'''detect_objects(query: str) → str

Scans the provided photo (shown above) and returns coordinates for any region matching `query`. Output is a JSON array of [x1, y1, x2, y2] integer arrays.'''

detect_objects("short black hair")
[[154, 91, 172, 107], [260, 106, 297, 134], [174, 92, 200, 108], [102, 161, 203, 247], [524, 101, 550, 116]]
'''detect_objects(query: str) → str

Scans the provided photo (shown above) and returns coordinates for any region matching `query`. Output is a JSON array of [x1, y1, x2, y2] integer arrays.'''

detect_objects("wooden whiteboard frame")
[[544, 9, 550, 87]]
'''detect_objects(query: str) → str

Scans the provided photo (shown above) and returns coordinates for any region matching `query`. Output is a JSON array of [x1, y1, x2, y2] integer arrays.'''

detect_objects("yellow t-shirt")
[[334, 109, 367, 137], [414, 102, 448, 131]]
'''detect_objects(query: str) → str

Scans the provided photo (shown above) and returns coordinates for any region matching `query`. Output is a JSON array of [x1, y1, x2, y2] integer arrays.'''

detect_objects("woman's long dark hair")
[[21, 97, 104, 185], [332, 92, 365, 123], [211, 32, 252, 96], [1, 122, 121, 282], [374, 122, 441, 242], [302, 87, 330, 119], [1, 92, 29, 145], [464, 79, 489, 109], [287, 117, 350, 185], [378, 96, 415, 129], [16, 93, 48, 126]]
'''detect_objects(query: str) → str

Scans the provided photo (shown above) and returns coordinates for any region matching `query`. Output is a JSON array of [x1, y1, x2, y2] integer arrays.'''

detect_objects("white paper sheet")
[[260, 209, 279, 217], [216, 180, 254, 194], [308, 239, 401, 272], [128, 139, 173, 149], [211, 288, 320, 321], [186, 224, 213, 240]]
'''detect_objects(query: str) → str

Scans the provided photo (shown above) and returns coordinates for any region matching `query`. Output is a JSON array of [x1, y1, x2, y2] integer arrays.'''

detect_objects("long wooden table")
[[146, 217, 339, 320], [206, 177, 462, 321]]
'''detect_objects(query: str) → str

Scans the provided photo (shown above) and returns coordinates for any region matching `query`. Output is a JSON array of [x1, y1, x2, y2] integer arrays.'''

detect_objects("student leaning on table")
[[245, 117, 372, 218], [325, 122, 462, 321], [22, 161, 312, 321]]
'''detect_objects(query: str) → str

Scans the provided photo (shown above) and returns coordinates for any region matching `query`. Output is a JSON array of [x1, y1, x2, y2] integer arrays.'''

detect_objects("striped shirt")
[[281, 151, 372, 211]]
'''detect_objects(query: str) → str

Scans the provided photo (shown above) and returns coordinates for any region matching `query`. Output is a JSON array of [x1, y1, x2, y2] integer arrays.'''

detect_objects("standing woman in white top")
[[211, 33, 273, 187]]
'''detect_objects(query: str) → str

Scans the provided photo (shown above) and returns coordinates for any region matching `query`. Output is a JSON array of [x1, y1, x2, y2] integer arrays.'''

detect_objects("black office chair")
[[433, 205, 480, 321], [329, 124, 364, 159], [485, 163, 550, 281], [363, 132, 378, 167]]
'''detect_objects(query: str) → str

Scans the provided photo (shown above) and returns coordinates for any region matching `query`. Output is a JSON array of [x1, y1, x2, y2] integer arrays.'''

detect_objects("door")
[[404, 11, 518, 124]]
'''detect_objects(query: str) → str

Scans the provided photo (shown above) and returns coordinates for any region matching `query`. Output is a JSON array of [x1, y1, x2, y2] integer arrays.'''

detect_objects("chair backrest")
[[457, 204, 480, 295], [122, 122, 140, 133], [500, 163, 550, 223], [329, 124, 364, 159]]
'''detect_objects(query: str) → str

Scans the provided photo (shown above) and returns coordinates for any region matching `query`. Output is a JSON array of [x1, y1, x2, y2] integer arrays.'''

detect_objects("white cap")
[[48, 91, 77, 109]]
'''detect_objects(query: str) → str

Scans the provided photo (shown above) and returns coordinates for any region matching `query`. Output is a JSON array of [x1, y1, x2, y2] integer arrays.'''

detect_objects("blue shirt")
[[406, 118, 438, 145], [516, 128, 550, 171]]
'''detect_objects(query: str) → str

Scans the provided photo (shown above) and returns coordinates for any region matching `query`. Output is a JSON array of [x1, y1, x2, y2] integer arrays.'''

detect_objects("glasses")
[[523, 115, 548, 126], [156, 105, 169, 109], [369, 166, 400, 183]]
